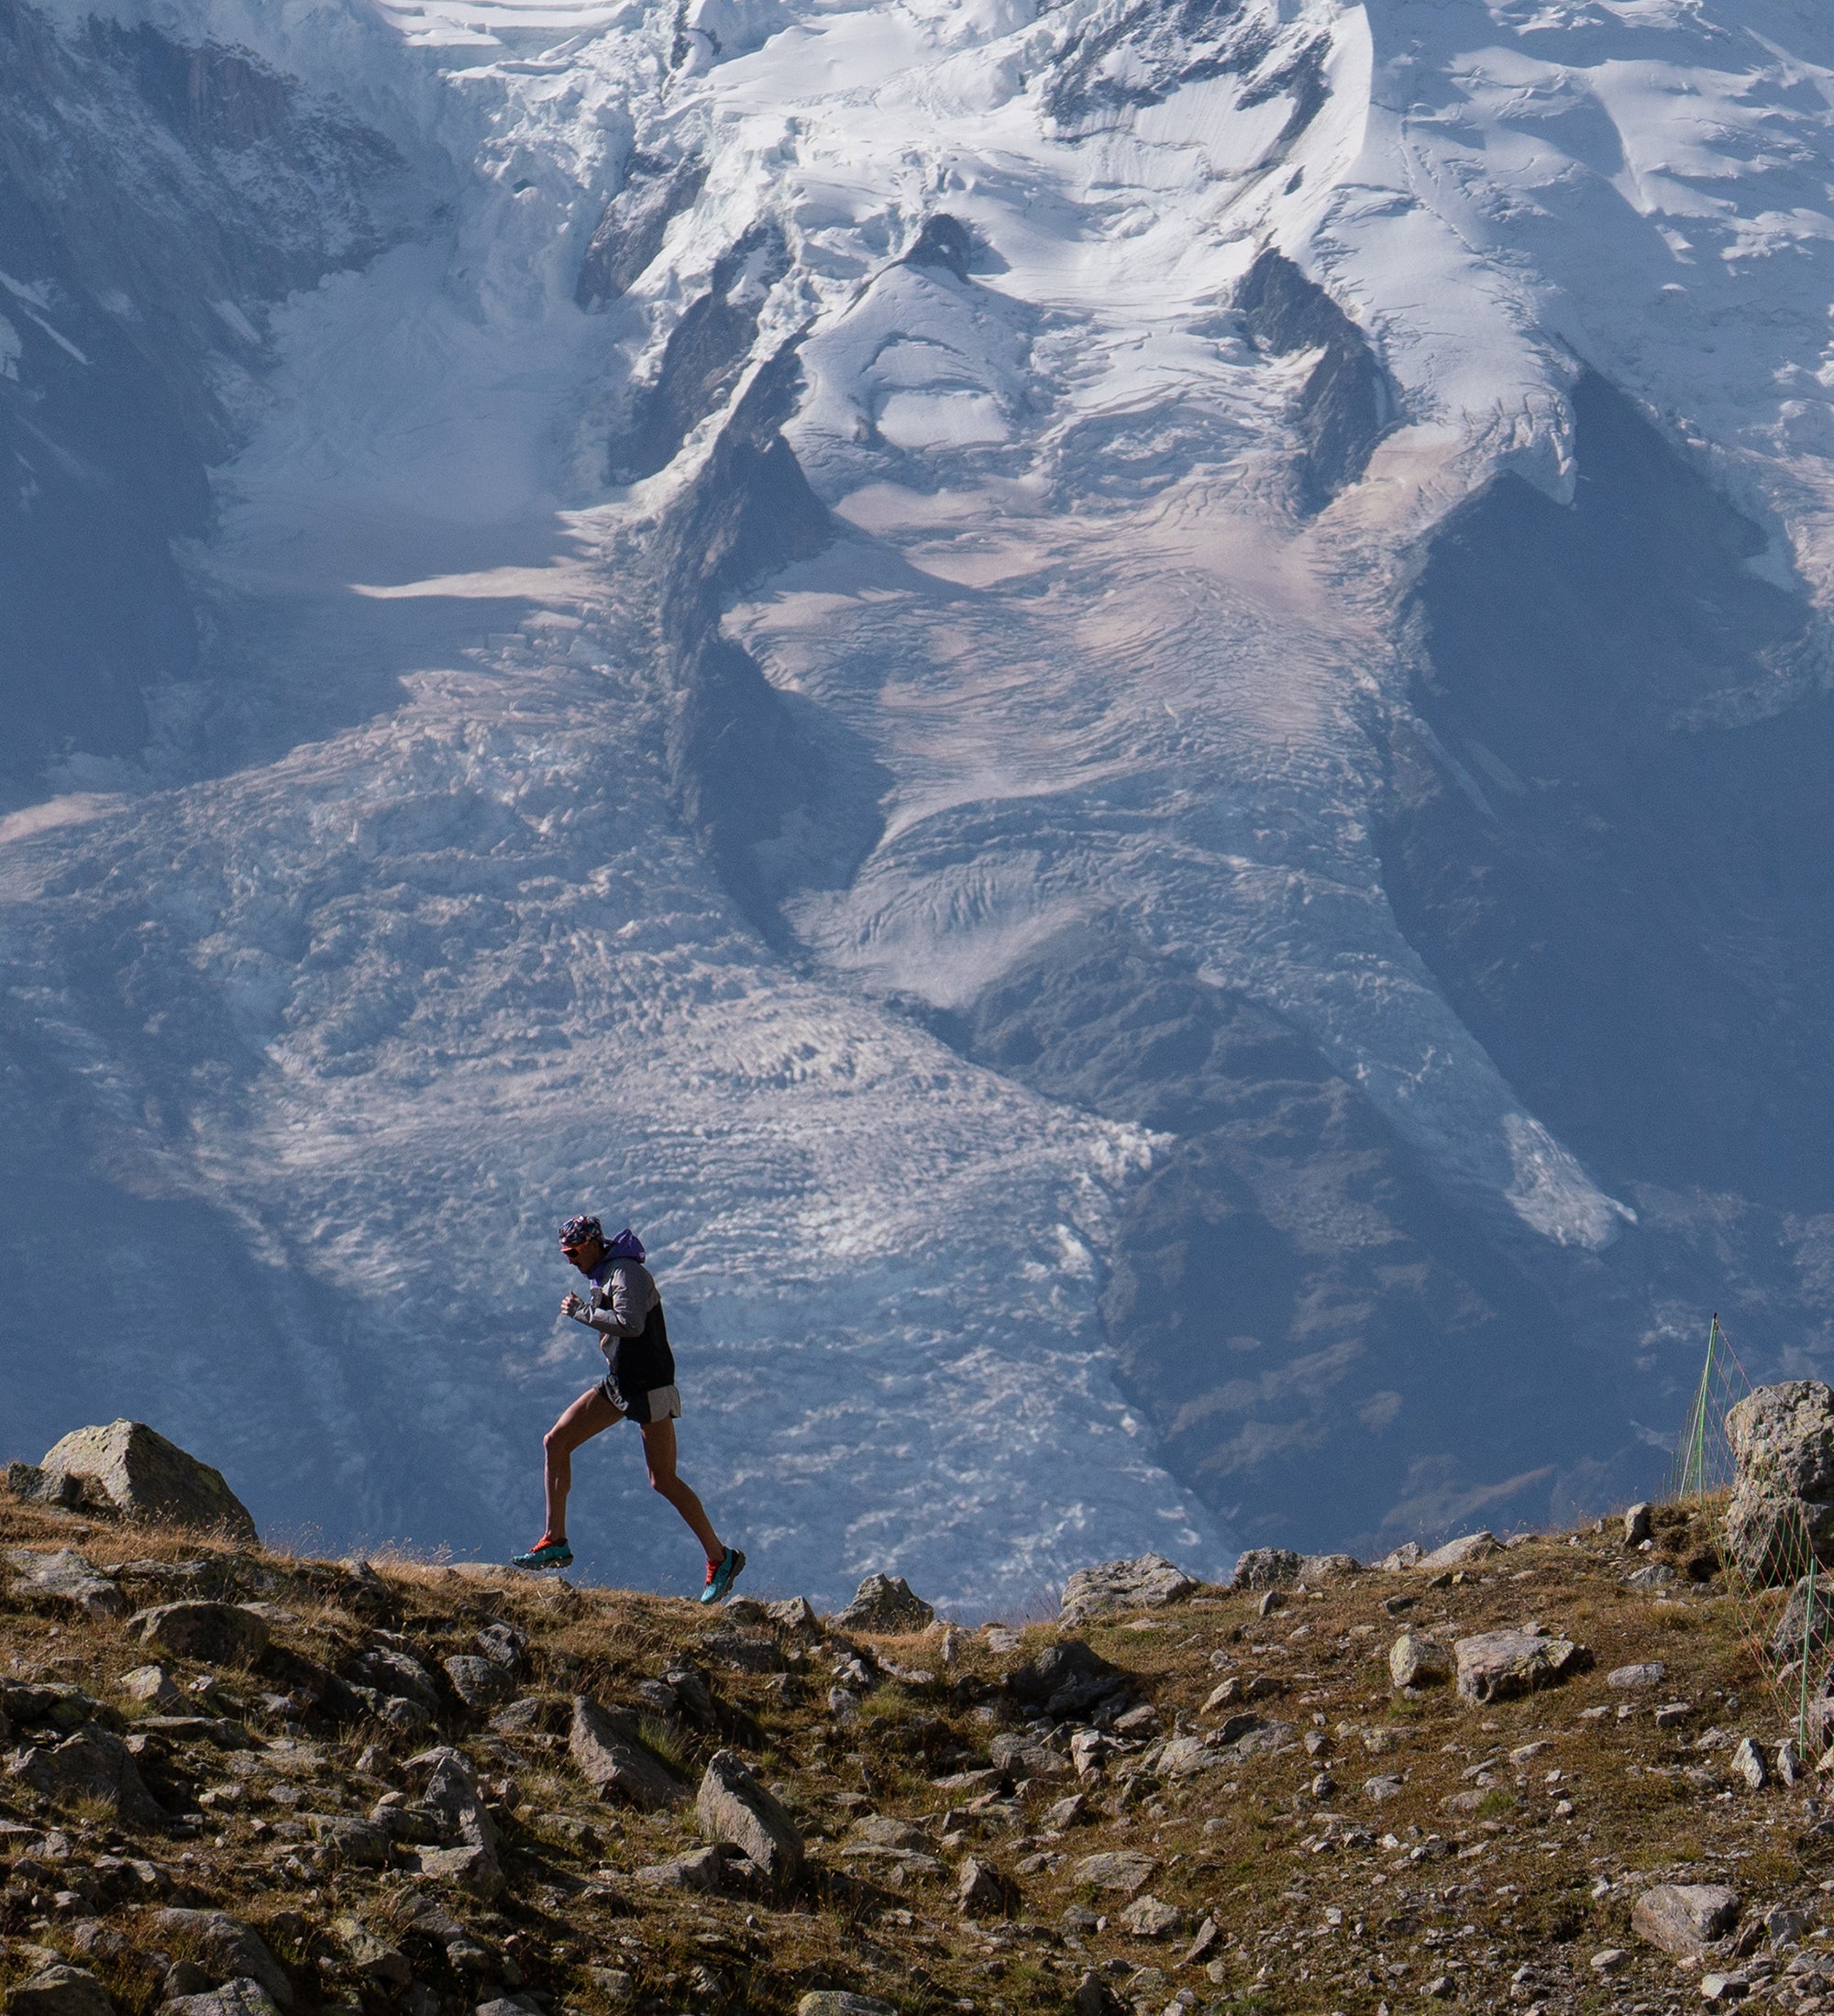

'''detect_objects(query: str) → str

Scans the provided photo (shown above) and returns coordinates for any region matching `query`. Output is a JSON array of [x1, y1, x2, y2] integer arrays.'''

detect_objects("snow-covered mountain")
[[6, 0, 1834, 1608]]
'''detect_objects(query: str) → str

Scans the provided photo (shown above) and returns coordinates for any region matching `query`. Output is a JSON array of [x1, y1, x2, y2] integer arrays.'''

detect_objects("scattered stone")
[[834, 1574, 935, 1633], [118, 1664, 184, 1711], [1420, 1532, 1501, 1568], [1699, 1974, 1749, 2004], [1453, 1627, 1588, 1702], [353, 1646, 439, 1708], [8, 1965, 115, 2016], [1072, 1849, 1155, 1894], [441, 1657, 510, 1710], [4, 1549, 128, 1622], [1655, 1702, 1695, 1729], [852, 1814, 933, 1851], [1118, 1894, 1184, 1938], [1632, 1883, 1741, 1957], [1059, 1555, 1199, 1626], [474, 1620, 526, 1670], [414, 1845, 505, 1900], [956, 1855, 1007, 1914], [131, 1603, 271, 1666], [309, 1817, 392, 1867], [796, 1997, 896, 2016], [36, 1421, 258, 1540], [1608, 1662, 1666, 1689], [1625, 1504, 1654, 1545], [696, 1747, 802, 1885], [332, 1920, 411, 1988], [159, 1985, 282, 2016], [767, 1596, 823, 1638], [1232, 1548, 1300, 1590], [1390, 1629, 1453, 1690], [1379, 1544, 1424, 1570], [1364, 1775, 1404, 1802], [1300, 1552, 1361, 1581], [1732, 1737, 1770, 1790], [1626, 1561, 1678, 1592], [569, 1695, 690, 1810], [1591, 1950, 1629, 1975], [6, 1725, 164, 1827], [1181, 1918, 1221, 1966], [989, 1731, 1070, 1778], [153, 1911, 293, 2010], [1043, 1791, 1089, 1829]]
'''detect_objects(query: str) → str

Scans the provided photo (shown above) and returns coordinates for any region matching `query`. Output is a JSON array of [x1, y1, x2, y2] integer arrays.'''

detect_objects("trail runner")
[[513, 1215, 745, 1603]]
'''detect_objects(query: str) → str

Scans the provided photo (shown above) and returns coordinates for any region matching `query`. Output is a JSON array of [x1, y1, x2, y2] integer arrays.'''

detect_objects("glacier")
[[6, 0, 1834, 1606]]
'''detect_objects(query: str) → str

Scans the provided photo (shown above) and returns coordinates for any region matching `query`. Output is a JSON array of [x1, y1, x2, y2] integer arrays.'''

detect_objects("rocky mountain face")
[[6, 0, 1834, 1592]]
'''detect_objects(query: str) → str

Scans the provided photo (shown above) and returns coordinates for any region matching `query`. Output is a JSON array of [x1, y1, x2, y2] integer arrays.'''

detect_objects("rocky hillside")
[[3, 1461, 1832, 2016]]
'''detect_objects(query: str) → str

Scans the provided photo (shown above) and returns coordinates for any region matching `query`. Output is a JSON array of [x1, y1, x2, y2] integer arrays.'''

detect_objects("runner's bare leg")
[[543, 1385, 621, 1540], [639, 1417, 723, 1565]]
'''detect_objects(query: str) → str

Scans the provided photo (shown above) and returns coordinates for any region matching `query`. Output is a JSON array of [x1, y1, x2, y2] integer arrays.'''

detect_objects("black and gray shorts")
[[599, 1379, 681, 1425]]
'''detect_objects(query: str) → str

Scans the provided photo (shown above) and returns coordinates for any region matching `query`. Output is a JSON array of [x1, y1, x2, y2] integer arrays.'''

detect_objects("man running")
[[514, 1216, 745, 1603]]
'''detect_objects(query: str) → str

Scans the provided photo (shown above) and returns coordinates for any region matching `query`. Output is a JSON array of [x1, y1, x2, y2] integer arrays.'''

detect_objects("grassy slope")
[[0, 1493, 1824, 2016]]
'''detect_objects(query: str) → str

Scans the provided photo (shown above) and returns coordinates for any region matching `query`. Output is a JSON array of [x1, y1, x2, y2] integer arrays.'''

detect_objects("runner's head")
[[558, 1214, 605, 1272]]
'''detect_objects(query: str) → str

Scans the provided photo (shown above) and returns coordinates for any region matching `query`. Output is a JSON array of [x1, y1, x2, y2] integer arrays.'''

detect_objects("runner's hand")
[[561, 1292, 590, 1322]]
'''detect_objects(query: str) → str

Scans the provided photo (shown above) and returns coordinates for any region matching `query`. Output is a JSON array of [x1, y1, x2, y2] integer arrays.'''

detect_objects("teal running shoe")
[[700, 1546, 746, 1604], [513, 1536, 573, 1570]]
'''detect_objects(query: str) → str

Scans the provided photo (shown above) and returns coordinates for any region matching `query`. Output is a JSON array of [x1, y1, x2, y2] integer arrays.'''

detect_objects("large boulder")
[[833, 1574, 935, 1633], [1453, 1627, 1588, 1702], [6, 1725, 164, 1827], [1060, 1556, 1199, 1627], [569, 1696, 689, 1810], [151, 1912, 293, 2010], [36, 1422, 257, 1542], [1726, 1383, 1834, 1585], [695, 1747, 803, 1885], [1232, 1548, 1300, 1591], [158, 1985, 283, 2016], [131, 1603, 270, 1667], [1420, 1532, 1500, 1569]]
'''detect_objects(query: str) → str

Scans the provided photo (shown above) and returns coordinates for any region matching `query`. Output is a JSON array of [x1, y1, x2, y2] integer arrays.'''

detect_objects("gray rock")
[[1608, 1662, 1666, 1689], [633, 1845, 744, 1891], [1001, 1638, 1125, 1718], [153, 1911, 293, 2010], [1154, 1736, 1224, 1779], [1625, 1561, 1678, 1592], [414, 1845, 504, 1900], [1624, 1504, 1654, 1545], [1072, 1849, 1155, 1893], [472, 2000, 542, 2016], [5, 1549, 128, 1622], [1300, 1552, 1361, 1581], [1118, 1894, 1184, 1938], [766, 1596, 822, 1638], [1732, 1737, 1769, 1790], [1389, 1629, 1452, 1690], [352, 1645, 439, 1708], [1726, 1383, 1834, 1582], [1631, 1883, 1740, 1956], [696, 1746, 802, 1883], [1453, 1627, 1588, 1702], [851, 1814, 933, 1851], [9, 1966, 115, 2016], [569, 1694, 689, 1810], [158, 1987, 282, 2016], [332, 1920, 411, 1988], [701, 1629, 781, 1672], [1364, 1775, 1404, 1802], [1768, 1573, 1834, 1659], [989, 1732, 1069, 1778], [117, 1664, 183, 1711], [131, 1603, 270, 1666], [474, 1621, 526, 1671], [442, 1657, 510, 1710], [956, 1855, 1006, 1914], [663, 1662, 718, 1727], [1379, 1543, 1424, 1570], [1232, 1548, 1300, 1590], [1043, 1791, 1090, 1829], [38, 1421, 257, 1542], [1059, 1555, 1199, 1626], [833, 1573, 935, 1633], [796, 1997, 896, 2016], [1420, 1532, 1500, 1568], [6, 1725, 164, 1827], [308, 1816, 392, 1867]]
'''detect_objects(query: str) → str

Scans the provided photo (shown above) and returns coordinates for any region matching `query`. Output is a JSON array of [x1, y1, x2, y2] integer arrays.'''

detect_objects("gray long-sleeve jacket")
[[574, 1257, 675, 1407]]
